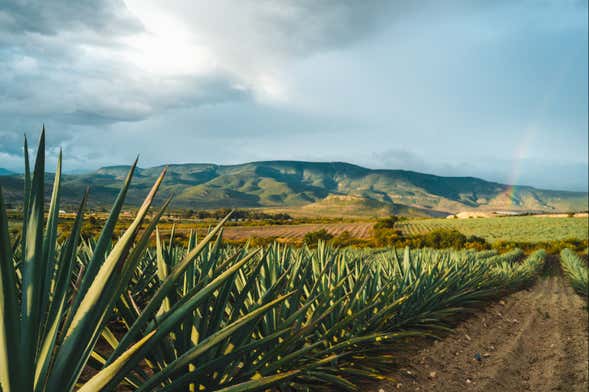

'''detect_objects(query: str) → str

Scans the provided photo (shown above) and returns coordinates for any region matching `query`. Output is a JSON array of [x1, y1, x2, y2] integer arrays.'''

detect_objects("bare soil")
[[372, 273, 588, 391], [221, 222, 374, 241]]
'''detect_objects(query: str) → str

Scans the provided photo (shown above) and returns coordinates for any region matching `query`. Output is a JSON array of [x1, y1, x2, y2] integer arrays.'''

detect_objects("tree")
[[303, 229, 334, 246], [373, 216, 399, 230]]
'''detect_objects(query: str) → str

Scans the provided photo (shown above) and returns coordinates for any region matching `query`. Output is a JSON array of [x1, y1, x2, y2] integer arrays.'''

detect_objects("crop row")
[[397, 217, 588, 243], [560, 248, 589, 298]]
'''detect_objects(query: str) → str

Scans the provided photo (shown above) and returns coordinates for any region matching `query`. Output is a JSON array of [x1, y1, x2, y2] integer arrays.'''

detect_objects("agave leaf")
[[135, 292, 295, 391], [20, 129, 45, 391], [0, 187, 21, 392], [78, 330, 156, 392], [38, 149, 62, 347], [47, 169, 167, 391], [108, 212, 234, 363], [21, 134, 31, 276], [212, 370, 300, 392], [34, 190, 88, 391], [155, 228, 170, 315], [70, 157, 139, 316]]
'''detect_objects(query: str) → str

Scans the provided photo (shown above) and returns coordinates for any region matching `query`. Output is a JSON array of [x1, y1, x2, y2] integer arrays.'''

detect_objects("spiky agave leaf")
[[561, 248, 589, 297]]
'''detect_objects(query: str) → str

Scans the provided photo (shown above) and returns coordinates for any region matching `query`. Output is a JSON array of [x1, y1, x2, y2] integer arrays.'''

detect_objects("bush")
[[249, 235, 279, 247], [331, 231, 357, 247], [303, 229, 333, 246], [371, 228, 490, 250], [493, 238, 588, 255], [372, 228, 403, 247], [373, 216, 399, 230], [418, 229, 469, 248]]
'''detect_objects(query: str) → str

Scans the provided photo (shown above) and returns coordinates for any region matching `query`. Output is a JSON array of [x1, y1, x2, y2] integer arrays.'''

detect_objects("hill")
[[0, 161, 586, 215]]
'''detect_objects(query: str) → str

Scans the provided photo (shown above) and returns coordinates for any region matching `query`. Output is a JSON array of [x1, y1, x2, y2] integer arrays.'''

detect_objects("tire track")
[[555, 277, 589, 391], [371, 272, 588, 392]]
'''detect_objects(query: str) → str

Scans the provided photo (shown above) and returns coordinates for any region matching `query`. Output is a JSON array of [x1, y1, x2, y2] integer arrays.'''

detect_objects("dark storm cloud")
[[0, 0, 141, 35], [0, 0, 403, 170], [0, 0, 403, 132]]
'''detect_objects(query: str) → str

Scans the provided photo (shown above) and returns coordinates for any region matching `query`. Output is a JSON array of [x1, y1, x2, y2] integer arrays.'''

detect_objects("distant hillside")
[[0, 161, 586, 215], [294, 195, 449, 218], [0, 168, 15, 176]]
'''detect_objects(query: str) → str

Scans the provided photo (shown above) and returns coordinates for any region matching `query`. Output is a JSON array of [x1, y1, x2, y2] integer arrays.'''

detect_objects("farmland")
[[397, 216, 589, 243], [6, 210, 588, 248], [9, 212, 583, 246], [220, 221, 374, 241], [188, 215, 587, 244], [1, 133, 587, 392]]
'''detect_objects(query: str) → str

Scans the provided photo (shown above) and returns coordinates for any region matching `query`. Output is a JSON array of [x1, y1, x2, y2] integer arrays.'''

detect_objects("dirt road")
[[373, 272, 588, 391]]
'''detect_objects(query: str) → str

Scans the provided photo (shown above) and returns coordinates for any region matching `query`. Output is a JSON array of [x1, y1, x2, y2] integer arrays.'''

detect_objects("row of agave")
[[560, 248, 589, 298], [0, 131, 546, 392]]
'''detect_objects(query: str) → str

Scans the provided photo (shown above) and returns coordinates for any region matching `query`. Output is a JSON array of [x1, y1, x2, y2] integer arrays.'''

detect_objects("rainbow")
[[506, 126, 536, 206], [505, 52, 572, 206]]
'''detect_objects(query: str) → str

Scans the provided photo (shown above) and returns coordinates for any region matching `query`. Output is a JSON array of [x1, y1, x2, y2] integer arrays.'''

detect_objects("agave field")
[[397, 216, 588, 243], [0, 132, 553, 391]]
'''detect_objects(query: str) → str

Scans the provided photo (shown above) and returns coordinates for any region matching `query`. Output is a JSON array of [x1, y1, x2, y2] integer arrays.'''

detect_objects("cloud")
[[371, 149, 430, 172], [370, 150, 589, 192], [143, 0, 409, 102], [0, 1, 404, 171], [0, 0, 141, 35], [0, 0, 399, 128], [0, 1, 586, 192]]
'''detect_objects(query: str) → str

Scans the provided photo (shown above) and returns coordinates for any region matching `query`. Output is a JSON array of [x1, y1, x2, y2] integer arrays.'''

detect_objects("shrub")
[[372, 228, 403, 247], [331, 230, 355, 247], [303, 229, 333, 245], [249, 235, 279, 247], [374, 215, 399, 230]]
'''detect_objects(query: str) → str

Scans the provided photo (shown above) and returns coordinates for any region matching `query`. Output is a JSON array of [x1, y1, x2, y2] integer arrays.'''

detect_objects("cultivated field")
[[2, 134, 587, 392], [221, 221, 374, 240], [398, 216, 589, 243], [200, 215, 589, 243]]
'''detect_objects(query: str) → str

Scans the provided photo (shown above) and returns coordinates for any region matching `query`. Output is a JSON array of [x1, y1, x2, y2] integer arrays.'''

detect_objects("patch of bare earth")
[[371, 272, 588, 391], [222, 222, 374, 241]]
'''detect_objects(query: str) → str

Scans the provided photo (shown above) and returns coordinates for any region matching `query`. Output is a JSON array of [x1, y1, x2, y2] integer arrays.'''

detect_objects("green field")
[[398, 216, 589, 243]]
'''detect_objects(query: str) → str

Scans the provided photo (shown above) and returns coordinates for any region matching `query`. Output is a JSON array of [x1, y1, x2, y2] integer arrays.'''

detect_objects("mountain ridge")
[[0, 161, 586, 215]]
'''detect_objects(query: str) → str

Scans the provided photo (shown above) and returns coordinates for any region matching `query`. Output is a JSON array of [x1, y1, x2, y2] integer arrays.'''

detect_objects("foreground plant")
[[560, 248, 589, 298], [0, 130, 290, 392], [104, 242, 547, 390], [0, 129, 169, 391]]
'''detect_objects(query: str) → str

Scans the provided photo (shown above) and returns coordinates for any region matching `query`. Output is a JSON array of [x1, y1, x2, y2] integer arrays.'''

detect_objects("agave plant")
[[0, 130, 291, 392], [560, 248, 588, 297], [490, 249, 546, 291], [101, 240, 548, 390], [0, 129, 170, 391]]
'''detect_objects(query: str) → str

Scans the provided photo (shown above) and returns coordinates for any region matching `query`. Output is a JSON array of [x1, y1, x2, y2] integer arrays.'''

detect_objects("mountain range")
[[0, 161, 587, 216]]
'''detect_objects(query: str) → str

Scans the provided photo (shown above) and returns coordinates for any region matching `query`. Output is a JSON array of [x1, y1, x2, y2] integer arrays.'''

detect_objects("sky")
[[0, 0, 587, 191]]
